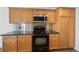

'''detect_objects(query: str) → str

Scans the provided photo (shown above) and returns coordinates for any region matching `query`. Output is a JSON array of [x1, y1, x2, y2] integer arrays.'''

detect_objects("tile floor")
[[0, 48, 78, 52], [50, 49, 78, 52]]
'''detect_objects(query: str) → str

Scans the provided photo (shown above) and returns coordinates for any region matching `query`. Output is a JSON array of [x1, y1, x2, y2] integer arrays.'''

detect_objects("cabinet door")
[[21, 9, 32, 23], [32, 9, 47, 15], [9, 8, 21, 23], [3, 36, 17, 52], [68, 17, 75, 48], [59, 17, 68, 48], [58, 8, 75, 17], [47, 10, 56, 23], [49, 34, 59, 50], [18, 35, 32, 52], [58, 17, 75, 49]]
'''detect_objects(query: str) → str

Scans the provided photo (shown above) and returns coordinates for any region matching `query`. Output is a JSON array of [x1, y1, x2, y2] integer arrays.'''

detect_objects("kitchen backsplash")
[[12, 23, 50, 32], [13, 24, 33, 31]]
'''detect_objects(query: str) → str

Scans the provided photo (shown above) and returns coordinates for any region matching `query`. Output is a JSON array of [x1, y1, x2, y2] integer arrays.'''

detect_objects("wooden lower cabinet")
[[3, 36, 17, 52], [18, 35, 32, 52], [49, 34, 59, 50], [3, 35, 32, 52]]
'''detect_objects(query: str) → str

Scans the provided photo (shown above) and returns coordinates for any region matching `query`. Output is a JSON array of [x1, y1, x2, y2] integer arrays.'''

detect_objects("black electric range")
[[32, 26, 49, 52]]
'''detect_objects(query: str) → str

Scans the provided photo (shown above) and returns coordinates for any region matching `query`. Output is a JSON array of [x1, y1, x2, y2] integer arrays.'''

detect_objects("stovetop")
[[33, 31, 49, 36]]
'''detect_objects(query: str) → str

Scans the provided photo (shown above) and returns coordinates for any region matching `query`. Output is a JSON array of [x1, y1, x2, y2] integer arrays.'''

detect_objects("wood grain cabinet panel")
[[3, 36, 17, 52], [57, 17, 75, 49], [9, 8, 32, 24], [32, 9, 47, 15], [68, 17, 75, 48], [58, 8, 75, 17], [21, 9, 32, 23], [59, 17, 68, 48], [9, 8, 21, 23], [53, 8, 75, 49], [47, 10, 56, 23], [18, 35, 32, 52], [49, 34, 59, 50]]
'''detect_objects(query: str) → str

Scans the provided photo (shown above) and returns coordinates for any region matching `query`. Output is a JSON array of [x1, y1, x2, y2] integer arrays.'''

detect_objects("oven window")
[[35, 38, 47, 45]]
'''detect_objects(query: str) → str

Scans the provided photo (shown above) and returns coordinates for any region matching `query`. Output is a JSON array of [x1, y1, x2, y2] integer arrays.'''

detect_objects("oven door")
[[32, 36, 48, 48]]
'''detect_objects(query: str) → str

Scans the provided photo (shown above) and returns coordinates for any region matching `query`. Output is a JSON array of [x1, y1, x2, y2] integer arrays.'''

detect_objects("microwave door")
[[33, 17, 44, 21]]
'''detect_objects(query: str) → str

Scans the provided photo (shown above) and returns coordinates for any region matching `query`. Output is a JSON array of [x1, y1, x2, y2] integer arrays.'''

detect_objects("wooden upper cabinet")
[[9, 8, 21, 23], [9, 8, 32, 24], [58, 8, 75, 17], [3, 36, 17, 52], [32, 9, 47, 15], [21, 8, 32, 23], [49, 34, 59, 50], [18, 35, 32, 52], [47, 10, 56, 23]]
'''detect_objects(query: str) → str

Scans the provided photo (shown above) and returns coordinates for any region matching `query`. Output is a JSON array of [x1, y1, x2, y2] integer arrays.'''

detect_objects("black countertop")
[[0, 31, 32, 36], [0, 31, 59, 36]]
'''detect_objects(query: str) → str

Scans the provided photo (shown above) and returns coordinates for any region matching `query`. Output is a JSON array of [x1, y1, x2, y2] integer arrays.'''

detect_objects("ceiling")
[[14, 7, 57, 9], [31, 7, 57, 9]]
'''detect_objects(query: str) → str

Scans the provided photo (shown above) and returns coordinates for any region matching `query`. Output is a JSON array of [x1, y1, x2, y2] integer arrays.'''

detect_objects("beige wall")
[[0, 7, 13, 48], [75, 8, 79, 51]]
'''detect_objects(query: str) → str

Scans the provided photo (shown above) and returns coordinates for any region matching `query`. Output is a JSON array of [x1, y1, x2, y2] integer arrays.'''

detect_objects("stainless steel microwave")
[[33, 15, 47, 21]]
